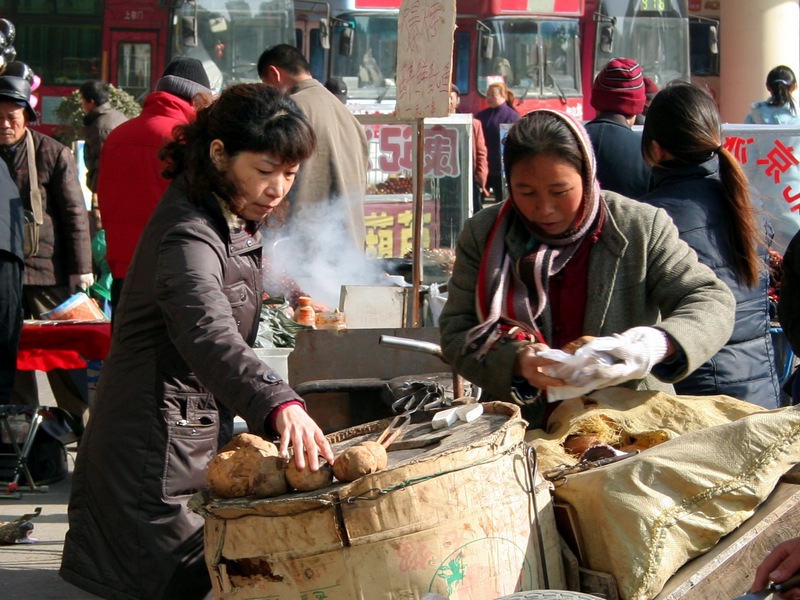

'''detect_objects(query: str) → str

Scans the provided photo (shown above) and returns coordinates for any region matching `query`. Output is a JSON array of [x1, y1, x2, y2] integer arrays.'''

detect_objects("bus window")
[[690, 21, 719, 77], [453, 29, 471, 94], [171, 0, 294, 87], [476, 18, 579, 101], [116, 43, 152, 103], [330, 13, 398, 102]]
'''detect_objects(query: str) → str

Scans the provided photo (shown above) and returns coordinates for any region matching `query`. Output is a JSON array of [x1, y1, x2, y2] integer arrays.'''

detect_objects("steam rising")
[[261, 199, 390, 309]]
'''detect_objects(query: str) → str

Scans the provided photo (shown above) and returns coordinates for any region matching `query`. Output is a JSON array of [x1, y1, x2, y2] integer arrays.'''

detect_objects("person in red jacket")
[[97, 57, 212, 315]]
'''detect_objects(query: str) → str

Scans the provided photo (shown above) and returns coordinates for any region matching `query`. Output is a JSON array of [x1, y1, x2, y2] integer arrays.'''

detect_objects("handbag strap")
[[25, 130, 43, 225]]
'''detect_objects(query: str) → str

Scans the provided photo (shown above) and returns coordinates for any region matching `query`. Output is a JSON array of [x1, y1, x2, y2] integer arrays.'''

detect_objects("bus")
[[2, 0, 295, 135], [295, 0, 401, 114]]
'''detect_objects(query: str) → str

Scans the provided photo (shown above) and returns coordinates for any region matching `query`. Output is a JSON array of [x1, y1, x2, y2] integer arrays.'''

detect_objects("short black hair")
[[79, 80, 109, 105], [257, 44, 311, 79]]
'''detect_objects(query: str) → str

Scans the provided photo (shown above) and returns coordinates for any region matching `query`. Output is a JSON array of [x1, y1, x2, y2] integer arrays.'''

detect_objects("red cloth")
[[17, 322, 112, 371]]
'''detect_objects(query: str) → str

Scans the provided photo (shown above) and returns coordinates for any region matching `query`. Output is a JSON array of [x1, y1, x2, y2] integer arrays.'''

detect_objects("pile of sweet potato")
[[206, 433, 388, 499]]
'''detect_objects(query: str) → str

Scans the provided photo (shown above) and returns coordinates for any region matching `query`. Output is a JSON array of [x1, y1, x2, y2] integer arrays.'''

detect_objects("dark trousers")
[[12, 285, 88, 427], [0, 253, 23, 404]]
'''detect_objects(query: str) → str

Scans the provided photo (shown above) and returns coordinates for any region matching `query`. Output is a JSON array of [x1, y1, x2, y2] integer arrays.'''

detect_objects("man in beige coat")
[[258, 45, 369, 256]]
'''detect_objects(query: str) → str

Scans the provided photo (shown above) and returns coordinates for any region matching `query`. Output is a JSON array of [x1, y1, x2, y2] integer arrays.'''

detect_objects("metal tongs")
[[377, 382, 444, 448], [543, 451, 639, 486]]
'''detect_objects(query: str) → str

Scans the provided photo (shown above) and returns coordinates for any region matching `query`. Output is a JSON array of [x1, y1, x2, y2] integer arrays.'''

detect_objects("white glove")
[[579, 326, 669, 390], [69, 273, 95, 293]]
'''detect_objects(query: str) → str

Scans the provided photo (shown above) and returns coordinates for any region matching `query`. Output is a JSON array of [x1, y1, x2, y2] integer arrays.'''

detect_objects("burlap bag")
[[525, 389, 800, 600]]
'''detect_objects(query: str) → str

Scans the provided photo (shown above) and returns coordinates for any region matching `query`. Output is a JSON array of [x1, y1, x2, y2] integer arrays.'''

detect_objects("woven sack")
[[536, 394, 800, 600]]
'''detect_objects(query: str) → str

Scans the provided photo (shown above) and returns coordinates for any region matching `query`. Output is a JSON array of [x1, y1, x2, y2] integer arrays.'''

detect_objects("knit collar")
[[213, 193, 248, 233]]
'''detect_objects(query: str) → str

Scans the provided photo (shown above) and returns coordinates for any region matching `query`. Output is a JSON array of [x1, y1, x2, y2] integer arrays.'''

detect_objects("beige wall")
[[719, 0, 800, 123]]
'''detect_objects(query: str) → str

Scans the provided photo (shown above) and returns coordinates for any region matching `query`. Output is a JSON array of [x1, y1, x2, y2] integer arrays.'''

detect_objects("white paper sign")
[[395, 0, 456, 119]]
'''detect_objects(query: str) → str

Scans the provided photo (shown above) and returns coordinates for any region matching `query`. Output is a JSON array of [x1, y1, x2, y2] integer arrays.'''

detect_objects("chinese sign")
[[723, 125, 800, 254], [396, 0, 456, 119], [364, 200, 440, 258], [364, 123, 463, 179]]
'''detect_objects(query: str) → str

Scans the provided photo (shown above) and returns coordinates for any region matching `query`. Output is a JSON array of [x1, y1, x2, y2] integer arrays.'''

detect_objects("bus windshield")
[[595, 0, 690, 88], [477, 18, 580, 100], [330, 13, 398, 103], [171, 0, 295, 89]]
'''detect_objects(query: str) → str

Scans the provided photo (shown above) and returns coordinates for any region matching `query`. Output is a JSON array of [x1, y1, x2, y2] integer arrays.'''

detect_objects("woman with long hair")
[[642, 81, 780, 407]]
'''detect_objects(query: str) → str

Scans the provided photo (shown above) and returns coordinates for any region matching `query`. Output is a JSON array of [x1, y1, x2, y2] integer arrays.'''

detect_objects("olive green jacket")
[[440, 192, 736, 402]]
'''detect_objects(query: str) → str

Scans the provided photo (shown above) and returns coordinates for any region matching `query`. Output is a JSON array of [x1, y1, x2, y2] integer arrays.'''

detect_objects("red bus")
[[454, 0, 691, 120], [2, 0, 295, 135]]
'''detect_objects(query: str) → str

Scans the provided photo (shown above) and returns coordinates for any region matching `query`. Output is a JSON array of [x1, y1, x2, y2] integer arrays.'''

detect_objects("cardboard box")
[[192, 403, 565, 599]]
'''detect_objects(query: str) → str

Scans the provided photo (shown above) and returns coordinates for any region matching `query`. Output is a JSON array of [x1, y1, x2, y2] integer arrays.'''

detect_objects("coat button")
[[240, 292, 246, 301], [229, 245, 235, 252], [265, 372, 279, 382], [246, 239, 253, 246]]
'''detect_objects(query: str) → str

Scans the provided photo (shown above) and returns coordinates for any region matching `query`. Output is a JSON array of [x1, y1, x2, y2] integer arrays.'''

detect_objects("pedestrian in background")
[[585, 57, 651, 198], [0, 75, 93, 427], [745, 65, 800, 125], [258, 44, 369, 256], [449, 84, 489, 213], [98, 57, 212, 315], [635, 76, 659, 125], [78, 80, 127, 224], [475, 80, 520, 202], [641, 81, 780, 408], [778, 228, 800, 404], [324, 76, 348, 103]]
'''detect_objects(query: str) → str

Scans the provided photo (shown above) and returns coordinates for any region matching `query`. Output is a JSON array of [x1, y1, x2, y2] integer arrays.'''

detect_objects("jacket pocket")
[[161, 393, 219, 499]]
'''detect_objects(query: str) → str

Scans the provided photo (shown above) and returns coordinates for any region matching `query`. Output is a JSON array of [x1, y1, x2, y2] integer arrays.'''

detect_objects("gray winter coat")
[[60, 178, 300, 600]]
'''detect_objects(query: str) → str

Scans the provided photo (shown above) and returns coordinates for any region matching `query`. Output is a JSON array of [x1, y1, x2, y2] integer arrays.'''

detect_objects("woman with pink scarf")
[[439, 109, 736, 429]]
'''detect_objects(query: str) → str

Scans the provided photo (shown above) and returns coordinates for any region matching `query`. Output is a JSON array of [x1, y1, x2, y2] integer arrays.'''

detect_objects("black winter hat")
[[155, 57, 211, 102], [0, 75, 35, 121]]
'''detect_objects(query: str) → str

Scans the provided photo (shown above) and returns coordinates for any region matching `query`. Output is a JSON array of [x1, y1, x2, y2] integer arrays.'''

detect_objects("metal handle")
[[378, 335, 446, 362]]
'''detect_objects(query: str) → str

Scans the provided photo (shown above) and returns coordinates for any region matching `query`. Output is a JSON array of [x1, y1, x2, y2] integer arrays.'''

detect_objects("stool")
[[0, 405, 49, 499]]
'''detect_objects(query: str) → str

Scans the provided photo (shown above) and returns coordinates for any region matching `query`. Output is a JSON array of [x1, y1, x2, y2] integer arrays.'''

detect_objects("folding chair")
[[0, 405, 50, 499]]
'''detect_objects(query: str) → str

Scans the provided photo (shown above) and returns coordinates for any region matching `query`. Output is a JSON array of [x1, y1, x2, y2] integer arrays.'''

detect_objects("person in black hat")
[[97, 56, 212, 315], [324, 76, 348, 103], [0, 73, 94, 423]]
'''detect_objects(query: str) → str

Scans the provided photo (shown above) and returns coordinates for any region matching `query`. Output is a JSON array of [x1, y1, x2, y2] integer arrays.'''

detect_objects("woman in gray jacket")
[[440, 109, 736, 429], [61, 84, 334, 600]]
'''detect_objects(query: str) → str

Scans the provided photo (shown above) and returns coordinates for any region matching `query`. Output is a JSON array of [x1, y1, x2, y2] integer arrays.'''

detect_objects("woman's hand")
[[514, 343, 565, 390], [274, 404, 335, 471]]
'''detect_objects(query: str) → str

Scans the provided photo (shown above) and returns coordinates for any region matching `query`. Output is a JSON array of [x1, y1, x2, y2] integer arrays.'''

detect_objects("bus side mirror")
[[481, 35, 494, 61], [600, 24, 614, 54], [319, 18, 330, 51], [709, 25, 718, 55], [182, 16, 198, 48], [339, 27, 353, 57]]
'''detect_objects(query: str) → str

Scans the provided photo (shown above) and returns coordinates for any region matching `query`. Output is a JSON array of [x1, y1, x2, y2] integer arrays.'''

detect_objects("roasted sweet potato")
[[285, 458, 334, 492]]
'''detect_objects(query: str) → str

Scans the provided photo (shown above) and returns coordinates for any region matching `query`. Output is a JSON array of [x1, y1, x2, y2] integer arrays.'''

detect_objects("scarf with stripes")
[[462, 109, 603, 359]]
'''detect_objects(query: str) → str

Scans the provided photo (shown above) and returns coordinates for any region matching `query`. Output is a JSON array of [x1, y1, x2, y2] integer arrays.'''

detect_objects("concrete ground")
[[0, 373, 99, 599]]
